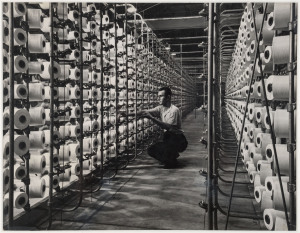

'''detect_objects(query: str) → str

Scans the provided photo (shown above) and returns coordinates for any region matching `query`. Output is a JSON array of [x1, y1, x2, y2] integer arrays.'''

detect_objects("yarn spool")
[[13, 134, 30, 156], [4, 192, 28, 209], [262, 109, 274, 130], [44, 130, 61, 145], [82, 160, 91, 170], [57, 86, 71, 101], [267, 3, 298, 31], [82, 138, 92, 152], [272, 35, 297, 64], [14, 56, 28, 73], [67, 124, 81, 138], [28, 176, 46, 198], [69, 68, 81, 81], [249, 171, 258, 183], [250, 151, 263, 167], [69, 143, 80, 161], [29, 154, 46, 174], [263, 209, 286, 230], [29, 106, 46, 126], [44, 86, 58, 100], [70, 163, 81, 176], [13, 84, 28, 100], [28, 62, 44, 74], [273, 178, 290, 211], [60, 65, 71, 79], [3, 107, 30, 130], [265, 144, 295, 175], [254, 106, 264, 124], [44, 152, 59, 167], [265, 176, 289, 196], [28, 34, 46, 53], [40, 61, 61, 79], [3, 198, 9, 221], [259, 163, 273, 184], [29, 131, 45, 149], [58, 145, 71, 163], [256, 132, 271, 149], [262, 46, 273, 74], [70, 86, 80, 100], [274, 109, 296, 138], [59, 125, 71, 139], [44, 174, 60, 189], [14, 28, 27, 46], [254, 185, 266, 203], [261, 191, 273, 211], [246, 161, 256, 174], [265, 75, 297, 101], [274, 217, 288, 231], [3, 168, 10, 193], [70, 105, 80, 118], [251, 128, 262, 144], [254, 174, 262, 187], [256, 160, 269, 173], [3, 20, 9, 44], [68, 10, 79, 22], [28, 82, 45, 101], [58, 168, 71, 182], [27, 9, 43, 28], [14, 164, 27, 180]]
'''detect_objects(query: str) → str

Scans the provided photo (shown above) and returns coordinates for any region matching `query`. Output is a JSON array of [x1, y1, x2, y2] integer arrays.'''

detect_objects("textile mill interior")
[[1, 2, 298, 230]]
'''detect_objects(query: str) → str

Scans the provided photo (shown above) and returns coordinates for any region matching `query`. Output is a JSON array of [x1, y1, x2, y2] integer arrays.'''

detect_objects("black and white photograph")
[[1, 2, 298, 230]]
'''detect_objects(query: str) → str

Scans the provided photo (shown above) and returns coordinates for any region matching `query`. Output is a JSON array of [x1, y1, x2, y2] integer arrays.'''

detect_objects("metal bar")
[[8, 2, 14, 229], [160, 36, 207, 40], [125, 4, 129, 161], [100, 4, 104, 179], [180, 44, 183, 112], [143, 15, 207, 21], [114, 3, 119, 164], [213, 3, 219, 229], [47, 3, 54, 229], [288, 3, 296, 230], [78, 2, 84, 201], [207, 3, 214, 230], [134, 11, 138, 159]]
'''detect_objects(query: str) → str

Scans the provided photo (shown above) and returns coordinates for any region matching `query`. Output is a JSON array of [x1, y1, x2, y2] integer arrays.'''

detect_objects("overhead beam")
[[160, 36, 207, 40]]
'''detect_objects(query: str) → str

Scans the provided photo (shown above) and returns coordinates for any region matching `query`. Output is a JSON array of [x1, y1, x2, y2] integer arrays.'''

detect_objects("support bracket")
[[287, 103, 296, 112], [287, 182, 296, 193], [287, 143, 296, 152]]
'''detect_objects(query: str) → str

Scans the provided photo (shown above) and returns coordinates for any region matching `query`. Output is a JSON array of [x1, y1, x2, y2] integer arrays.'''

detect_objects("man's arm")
[[143, 112, 178, 131], [120, 106, 160, 117]]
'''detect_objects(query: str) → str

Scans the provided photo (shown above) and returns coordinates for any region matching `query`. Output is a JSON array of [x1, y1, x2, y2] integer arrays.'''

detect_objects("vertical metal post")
[[207, 3, 214, 230], [79, 2, 84, 192], [125, 4, 129, 158], [114, 4, 119, 161], [212, 3, 219, 230], [134, 11, 137, 158], [288, 3, 296, 230], [47, 3, 54, 229], [100, 5, 104, 178], [8, 2, 15, 229], [180, 44, 183, 113]]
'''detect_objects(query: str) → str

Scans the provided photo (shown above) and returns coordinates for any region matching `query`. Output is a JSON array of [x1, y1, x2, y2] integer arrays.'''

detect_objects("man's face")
[[158, 90, 169, 106]]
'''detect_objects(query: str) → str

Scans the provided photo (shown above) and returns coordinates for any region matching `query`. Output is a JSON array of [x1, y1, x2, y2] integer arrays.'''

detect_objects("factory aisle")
[[13, 109, 262, 230], [32, 109, 208, 230]]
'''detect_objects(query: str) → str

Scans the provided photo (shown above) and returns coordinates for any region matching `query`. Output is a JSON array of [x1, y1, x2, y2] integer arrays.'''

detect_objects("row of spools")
[[225, 3, 297, 231], [2, 2, 195, 223]]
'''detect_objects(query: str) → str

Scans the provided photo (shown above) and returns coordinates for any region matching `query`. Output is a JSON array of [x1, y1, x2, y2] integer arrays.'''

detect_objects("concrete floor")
[[13, 109, 263, 230]]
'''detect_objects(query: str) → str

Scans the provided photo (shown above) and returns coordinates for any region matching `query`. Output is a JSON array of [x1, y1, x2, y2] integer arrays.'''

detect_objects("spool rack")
[[2, 3, 196, 229]]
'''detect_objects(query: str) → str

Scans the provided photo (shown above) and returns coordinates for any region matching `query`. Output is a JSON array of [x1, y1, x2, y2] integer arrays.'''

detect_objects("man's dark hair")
[[159, 86, 172, 97]]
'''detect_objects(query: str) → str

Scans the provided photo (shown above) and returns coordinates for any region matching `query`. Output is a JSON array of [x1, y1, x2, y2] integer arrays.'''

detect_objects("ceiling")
[[134, 3, 244, 81]]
